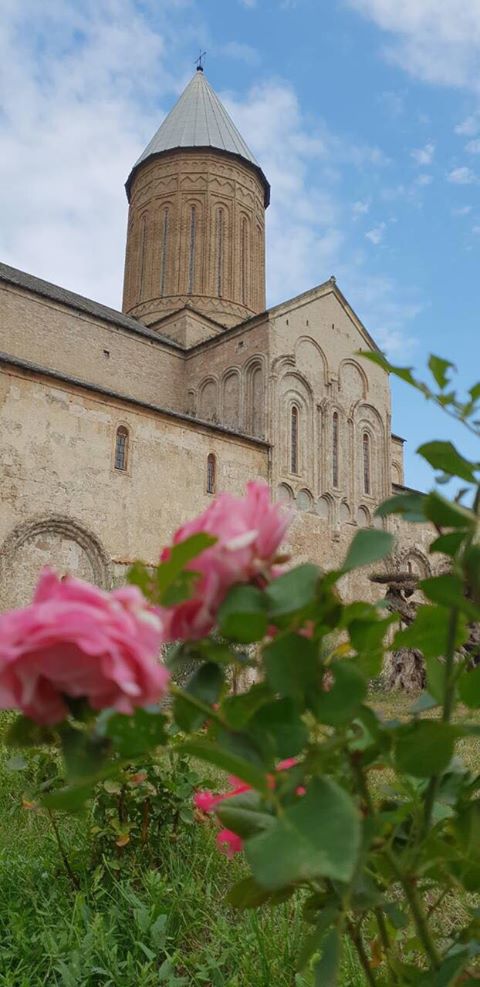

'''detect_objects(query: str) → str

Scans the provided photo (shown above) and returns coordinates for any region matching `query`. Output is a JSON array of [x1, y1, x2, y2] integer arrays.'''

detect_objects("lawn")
[[1, 694, 479, 986]]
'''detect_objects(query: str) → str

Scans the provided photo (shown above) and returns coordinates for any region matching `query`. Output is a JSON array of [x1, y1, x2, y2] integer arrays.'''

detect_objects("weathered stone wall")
[[0, 281, 187, 413], [123, 149, 266, 330], [0, 364, 268, 608]]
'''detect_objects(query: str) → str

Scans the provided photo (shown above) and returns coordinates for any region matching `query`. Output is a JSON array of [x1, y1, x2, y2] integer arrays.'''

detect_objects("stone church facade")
[[0, 68, 432, 610]]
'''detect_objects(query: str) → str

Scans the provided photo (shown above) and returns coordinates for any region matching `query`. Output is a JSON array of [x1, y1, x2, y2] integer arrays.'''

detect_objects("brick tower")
[[122, 67, 270, 332]]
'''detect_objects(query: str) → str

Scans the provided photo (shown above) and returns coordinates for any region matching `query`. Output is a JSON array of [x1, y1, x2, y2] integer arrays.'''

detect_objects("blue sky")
[[1, 0, 479, 490]]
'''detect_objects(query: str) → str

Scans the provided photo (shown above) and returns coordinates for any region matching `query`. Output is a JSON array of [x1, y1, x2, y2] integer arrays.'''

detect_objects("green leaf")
[[342, 529, 394, 573], [313, 928, 341, 987], [313, 661, 366, 726], [249, 698, 308, 759], [179, 739, 269, 794], [428, 355, 455, 390], [222, 683, 274, 729], [218, 585, 269, 643], [417, 441, 477, 482], [265, 564, 320, 617], [393, 605, 468, 659], [105, 708, 168, 758], [394, 721, 456, 778], [420, 574, 478, 619], [425, 656, 447, 704], [246, 778, 361, 890], [5, 715, 56, 748], [458, 666, 480, 709], [375, 492, 426, 523], [44, 781, 94, 812], [264, 633, 319, 707], [430, 531, 466, 557], [227, 876, 293, 910], [216, 790, 275, 838], [424, 492, 476, 529], [348, 614, 394, 678]]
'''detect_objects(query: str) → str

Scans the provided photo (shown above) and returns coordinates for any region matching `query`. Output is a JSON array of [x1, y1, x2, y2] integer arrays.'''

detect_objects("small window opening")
[[333, 412, 339, 487], [207, 453, 216, 494], [363, 432, 371, 495], [291, 406, 299, 474], [115, 426, 128, 471]]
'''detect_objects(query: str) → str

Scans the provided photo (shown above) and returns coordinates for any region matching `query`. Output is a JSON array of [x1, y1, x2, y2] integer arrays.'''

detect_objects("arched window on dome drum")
[[114, 426, 129, 472], [160, 206, 169, 297], [363, 432, 371, 495], [291, 405, 299, 474], [332, 412, 339, 488], [215, 207, 225, 297], [241, 217, 248, 306], [207, 453, 216, 495], [188, 205, 197, 295], [138, 215, 148, 299]]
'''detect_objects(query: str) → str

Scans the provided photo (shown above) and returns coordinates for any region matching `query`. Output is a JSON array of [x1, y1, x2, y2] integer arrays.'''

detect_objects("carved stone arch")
[[278, 372, 314, 479], [277, 482, 294, 504], [271, 353, 295, 374], [356, 505, 371, 528], [156, 198, 174, 297], [296, 488, 314, 512], [338, 359, 368, 402], [221, 367, 241, 428], [211, 199, 232, 299], [244, 357, 266, 437], [182, 197, 204, 295], [198, 376, 218, 422], [294, 336, 329, 392], [398, 547, 432, 579], [339, 500, 351, 523], [316, 492, 334, 522], [355, 403, 386, 502], [326, 402, 346, 492], [392, 461, 402, 485], [0, 514, 112, 610]]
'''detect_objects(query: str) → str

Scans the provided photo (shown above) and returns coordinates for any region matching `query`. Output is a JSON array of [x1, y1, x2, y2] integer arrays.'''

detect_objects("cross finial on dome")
[[195, 49, 207, 72]]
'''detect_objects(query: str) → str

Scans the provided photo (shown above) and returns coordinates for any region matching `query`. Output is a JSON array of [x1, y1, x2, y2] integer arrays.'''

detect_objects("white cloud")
[[352, 199, 370, 217], [365, 222, 386, 245], [447, 166, 476, 184], [455, 113, 480, 136], [473, 225, 480, 234], [411, 142, 435, 165], [466, 138, 480, 153], [220, 41, 259, 64], [239, 0, 256, 6], [452, 204, 472, 215], [346, 0, 480, 89], [415, 174, 433, 186]]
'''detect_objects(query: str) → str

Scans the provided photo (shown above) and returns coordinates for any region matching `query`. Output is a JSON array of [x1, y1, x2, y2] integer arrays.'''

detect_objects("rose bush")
[[0, 569, 168, 724]]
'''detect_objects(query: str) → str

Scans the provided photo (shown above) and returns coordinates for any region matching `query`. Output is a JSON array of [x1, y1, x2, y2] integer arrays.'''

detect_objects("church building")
[[0, 67, 431, 609]]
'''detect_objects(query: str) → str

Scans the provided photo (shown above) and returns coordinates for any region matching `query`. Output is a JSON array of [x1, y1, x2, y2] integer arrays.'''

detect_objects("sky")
[[1, 0, 479, 490]]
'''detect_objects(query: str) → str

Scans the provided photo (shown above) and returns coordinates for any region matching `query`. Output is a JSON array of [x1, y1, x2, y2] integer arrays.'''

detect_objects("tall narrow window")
[[160, 206, 169, 297], [332, 412, 339, 487], [241, 216, 248, 306], [215, 207, 224, 296], [114, 426, 129, 471], [363, 432, 370, 495], [291, 405, 299, 474], [138, 215, 147, 298], [188, 205, 196, 294], [207, 453, 216, 494]]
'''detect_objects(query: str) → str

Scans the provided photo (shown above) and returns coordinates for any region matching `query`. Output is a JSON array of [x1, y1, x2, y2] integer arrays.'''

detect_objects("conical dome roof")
[[126, 69, 270, 205]]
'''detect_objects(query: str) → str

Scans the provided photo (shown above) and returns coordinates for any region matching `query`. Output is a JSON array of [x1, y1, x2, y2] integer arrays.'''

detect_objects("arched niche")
[[277, 372, 313, 478], [245, 360, 265, 438], [296, 488, 313, 512], [277, 483, 294, 505], [339, 360, 368, 403], [222, 370, 240, 428], [0, 515, 112, 610], [392, 462, 402, 485], [294, 337, 328, 393], [403, 550, 431, 579], [339, 501, 351, 523], [316, 494, 332, 521], [356, 506, 371, 528], [199, 378, 218, 421]]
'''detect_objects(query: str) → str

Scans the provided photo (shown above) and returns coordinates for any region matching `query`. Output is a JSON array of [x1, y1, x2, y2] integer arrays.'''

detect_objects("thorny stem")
[[347, 920, 378, 987], [385, 850, 441, 971], [47, 808, 80, 890]]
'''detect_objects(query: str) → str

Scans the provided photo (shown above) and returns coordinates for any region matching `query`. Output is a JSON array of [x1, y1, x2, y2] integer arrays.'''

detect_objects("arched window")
[[215, 207, 224, 296], [138, 215, 148, 298], [332, 412, 339, 487], [363, 432, 371, 495], [207, 453, 216, 494], [114, 426, 129, 471], [188, 205, 196, 294], [291, 405, 299, 474], [160, 206, 169, 297], [241, 216, 248, 306]]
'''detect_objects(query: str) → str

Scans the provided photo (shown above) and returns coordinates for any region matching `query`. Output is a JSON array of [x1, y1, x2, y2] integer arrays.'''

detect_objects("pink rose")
[[0, 569, 168, 725], [161, 482, 291, 641]]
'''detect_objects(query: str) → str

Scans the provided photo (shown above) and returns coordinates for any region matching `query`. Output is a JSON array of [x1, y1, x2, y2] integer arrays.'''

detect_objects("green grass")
[[3, 693, 479, 986]]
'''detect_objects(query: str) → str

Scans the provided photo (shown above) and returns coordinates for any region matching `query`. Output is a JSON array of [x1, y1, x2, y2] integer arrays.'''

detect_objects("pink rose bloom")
[[194, 760, 303, 857], [161, 482, 291, 641], [0, 569, 168, 725]]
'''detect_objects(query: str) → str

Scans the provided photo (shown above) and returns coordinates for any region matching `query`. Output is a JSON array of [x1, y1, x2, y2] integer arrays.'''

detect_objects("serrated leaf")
[[265, 564, 320, 617], [458, 666, 480, 709], [394, 721, 456, 778], [342, 529, 394, 573], [417, 441, 477, 482], [428, 355, 455, 390], [375, 492, 426, 523], [106, 708, 168, 758], [393, 605, 468, 659], [313, 661, 366, 726], [246, 778, 361, 890], [179, 739, 269, 794], [218, 585, 269, 643]]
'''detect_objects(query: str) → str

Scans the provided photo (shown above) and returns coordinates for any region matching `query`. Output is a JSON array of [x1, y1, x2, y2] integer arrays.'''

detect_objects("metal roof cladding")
[[125, 68, 270, 206]]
